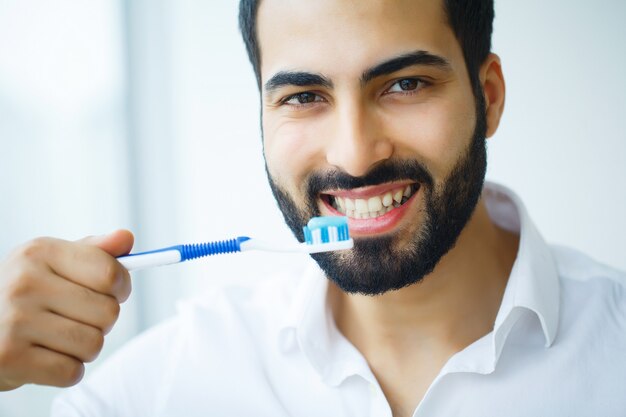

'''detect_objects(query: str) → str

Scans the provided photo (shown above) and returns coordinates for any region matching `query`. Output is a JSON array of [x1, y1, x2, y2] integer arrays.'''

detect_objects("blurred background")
[[0, 0, 624, 415]]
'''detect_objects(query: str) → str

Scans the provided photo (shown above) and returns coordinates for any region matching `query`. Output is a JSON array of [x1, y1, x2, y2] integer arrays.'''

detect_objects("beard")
[[265, 93, 488, 296]]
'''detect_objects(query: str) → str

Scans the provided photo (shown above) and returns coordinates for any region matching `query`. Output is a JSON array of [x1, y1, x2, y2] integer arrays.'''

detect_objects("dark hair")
[[239, 0, 494, 93]]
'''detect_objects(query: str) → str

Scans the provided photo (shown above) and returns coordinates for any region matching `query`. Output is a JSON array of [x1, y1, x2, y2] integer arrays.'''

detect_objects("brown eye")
[[296, 93, 316, 103], [399, 79, 418, 90], [387, 78, 424, 94], [284, 92, 322, 105]]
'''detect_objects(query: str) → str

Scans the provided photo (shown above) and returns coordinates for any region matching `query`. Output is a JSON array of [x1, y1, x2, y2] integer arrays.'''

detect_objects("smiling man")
[[255, 0, 514, 412], [0, 0, 623, 416]]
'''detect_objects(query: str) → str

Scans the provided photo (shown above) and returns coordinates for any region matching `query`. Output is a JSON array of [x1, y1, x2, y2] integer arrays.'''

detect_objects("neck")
[[330, 197, 519, 357]]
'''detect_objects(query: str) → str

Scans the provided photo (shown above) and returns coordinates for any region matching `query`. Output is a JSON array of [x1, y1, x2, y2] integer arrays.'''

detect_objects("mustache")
[[305, 159, 435, 198]]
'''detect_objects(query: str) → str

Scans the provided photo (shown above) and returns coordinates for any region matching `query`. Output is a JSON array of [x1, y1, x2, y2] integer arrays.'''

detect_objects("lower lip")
[[320, 190, 420, 236]]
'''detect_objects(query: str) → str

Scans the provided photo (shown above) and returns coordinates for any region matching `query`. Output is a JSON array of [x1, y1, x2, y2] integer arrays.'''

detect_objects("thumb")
[[78, 229, 135, 257]]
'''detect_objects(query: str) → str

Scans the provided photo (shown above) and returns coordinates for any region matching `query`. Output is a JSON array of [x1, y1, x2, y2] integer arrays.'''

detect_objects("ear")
[[479, 53, 506, 138]]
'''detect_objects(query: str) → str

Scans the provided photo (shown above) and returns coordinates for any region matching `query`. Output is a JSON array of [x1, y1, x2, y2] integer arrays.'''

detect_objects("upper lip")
[[320, 181, 416, 199]]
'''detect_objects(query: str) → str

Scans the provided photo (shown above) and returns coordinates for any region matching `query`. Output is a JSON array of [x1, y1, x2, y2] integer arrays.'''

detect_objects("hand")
[[0, 230, 133, 391]]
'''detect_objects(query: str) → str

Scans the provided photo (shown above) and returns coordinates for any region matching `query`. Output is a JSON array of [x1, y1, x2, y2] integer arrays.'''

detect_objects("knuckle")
[[104, 297, 121, 321], [16, 237, 51, 260], [0, 340, 19, 369], [99, 261, 120, 294], [0, 348, 9, 369], [4, 271, 34, 301], [117, 272, 132, 303], [84, 332, 105, 363], [64, 324, 104, 362], [55, 359, 85, 387], [2, 310, 29, 341], [9, 309, 28, 329], [0, 328, 28, 371], [101, 299, 121, 335]]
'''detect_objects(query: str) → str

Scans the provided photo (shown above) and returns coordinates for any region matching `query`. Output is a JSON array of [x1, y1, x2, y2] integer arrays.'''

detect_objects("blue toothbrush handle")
[[117, 237, 251, 271], [116, 216, 353, 271]]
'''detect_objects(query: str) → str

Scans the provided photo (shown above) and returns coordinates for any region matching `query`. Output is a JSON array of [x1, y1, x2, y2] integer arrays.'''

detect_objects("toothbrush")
[[117, 216, 353, 271]]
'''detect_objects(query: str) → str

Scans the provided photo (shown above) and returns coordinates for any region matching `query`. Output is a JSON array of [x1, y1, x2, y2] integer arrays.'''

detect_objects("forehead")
[[257, 0, 462, 83]]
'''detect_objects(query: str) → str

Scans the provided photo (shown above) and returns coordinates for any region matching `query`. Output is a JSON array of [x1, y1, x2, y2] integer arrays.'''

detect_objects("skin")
[[258, 0, 514, 415], [0, 231, 133, 390]]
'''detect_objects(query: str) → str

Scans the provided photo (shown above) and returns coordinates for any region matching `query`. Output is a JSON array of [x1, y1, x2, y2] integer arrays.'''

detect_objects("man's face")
[[257, 0, 487, 294]]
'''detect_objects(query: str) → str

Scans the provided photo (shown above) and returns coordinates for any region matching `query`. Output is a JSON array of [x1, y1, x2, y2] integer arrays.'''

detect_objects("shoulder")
[[551, 245, 626, 287], [552, 244, 626, 305], [550, 245, 626, 343]]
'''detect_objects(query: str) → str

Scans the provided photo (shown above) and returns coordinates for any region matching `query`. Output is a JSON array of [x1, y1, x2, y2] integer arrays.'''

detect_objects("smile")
[[321, 183, 419, 220]]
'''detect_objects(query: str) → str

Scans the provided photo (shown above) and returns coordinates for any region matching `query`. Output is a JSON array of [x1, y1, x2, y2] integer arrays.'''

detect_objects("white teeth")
[[393, 189, 403, 203], [336, 197, 345, 212], [367, 196, 383, 212], [328, 184, 416, 220], [382, 192, 393, 207], [355, 199, 368, 214]]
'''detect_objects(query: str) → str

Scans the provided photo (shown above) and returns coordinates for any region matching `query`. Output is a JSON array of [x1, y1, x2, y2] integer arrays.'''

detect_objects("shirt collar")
[[279, 182, 561, 380], [485, 182, 560, 352]]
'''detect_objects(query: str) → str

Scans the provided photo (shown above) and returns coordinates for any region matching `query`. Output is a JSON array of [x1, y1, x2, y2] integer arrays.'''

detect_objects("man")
[[0, 0, 624, 416]]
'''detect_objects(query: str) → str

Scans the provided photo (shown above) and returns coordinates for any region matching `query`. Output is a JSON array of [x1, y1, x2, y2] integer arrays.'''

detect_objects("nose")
[[325, 100, 393, 178]]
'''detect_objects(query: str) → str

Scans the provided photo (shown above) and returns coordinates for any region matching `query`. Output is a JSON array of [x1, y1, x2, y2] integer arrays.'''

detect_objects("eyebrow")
[[264, 71, 333, 94], [263, 50, 451, 95], [361, 50, 452, 84]]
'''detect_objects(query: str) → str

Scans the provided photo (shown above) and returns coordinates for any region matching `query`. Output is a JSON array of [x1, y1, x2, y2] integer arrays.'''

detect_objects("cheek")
[[263, 116, 326, 193], [384, 98, 476, 178]]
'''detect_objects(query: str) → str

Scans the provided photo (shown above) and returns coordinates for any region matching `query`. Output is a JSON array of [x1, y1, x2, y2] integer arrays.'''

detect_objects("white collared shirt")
[[52, 183, 626, 417]]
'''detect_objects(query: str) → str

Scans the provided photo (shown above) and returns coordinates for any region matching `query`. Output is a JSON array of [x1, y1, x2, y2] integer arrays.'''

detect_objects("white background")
[[0, 1, 624, 415]]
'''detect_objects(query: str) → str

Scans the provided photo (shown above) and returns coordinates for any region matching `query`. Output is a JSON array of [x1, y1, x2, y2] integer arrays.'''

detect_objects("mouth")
[[319, 182, 420, 235]]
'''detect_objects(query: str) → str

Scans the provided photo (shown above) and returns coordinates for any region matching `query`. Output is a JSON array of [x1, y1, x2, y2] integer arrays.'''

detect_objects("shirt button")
[[369, 383, 377, 395]]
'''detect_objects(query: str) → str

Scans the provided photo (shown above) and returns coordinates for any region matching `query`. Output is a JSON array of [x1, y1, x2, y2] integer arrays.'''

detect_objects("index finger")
[[36, 238, 131, 302]]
